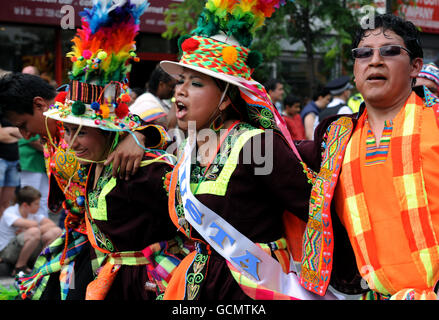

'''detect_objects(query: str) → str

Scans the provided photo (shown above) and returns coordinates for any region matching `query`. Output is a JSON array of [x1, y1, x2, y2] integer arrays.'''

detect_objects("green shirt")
[[18, 135, 46, 173]]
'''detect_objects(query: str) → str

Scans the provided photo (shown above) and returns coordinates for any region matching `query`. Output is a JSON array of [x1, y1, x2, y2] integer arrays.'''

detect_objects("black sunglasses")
[[352, 45, 412, 59]]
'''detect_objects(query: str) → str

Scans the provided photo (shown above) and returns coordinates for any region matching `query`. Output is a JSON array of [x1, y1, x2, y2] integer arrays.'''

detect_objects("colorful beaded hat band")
[[46, 80, 142, 131]]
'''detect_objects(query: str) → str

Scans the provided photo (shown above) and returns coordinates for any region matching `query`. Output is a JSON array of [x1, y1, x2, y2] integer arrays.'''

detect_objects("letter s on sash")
[[184, 199, 204, 225]]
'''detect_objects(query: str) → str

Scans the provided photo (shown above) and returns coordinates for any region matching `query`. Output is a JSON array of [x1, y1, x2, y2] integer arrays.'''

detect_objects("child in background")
[[0, 186, 61, 276]]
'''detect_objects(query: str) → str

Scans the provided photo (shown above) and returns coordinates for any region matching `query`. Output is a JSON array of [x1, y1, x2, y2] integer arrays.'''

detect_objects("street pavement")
[[0, 276, 14, 288]]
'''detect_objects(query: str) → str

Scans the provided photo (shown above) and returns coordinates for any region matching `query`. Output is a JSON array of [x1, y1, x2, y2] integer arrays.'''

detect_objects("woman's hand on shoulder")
[[105, 132, 145, 180]]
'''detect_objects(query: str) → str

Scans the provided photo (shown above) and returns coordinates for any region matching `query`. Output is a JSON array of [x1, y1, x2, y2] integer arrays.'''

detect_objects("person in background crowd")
[[264, 78, 285, 114], [128, 87, 145, 106], [316, 75, 354, 125], [282, 94, 306, 140], [130, 64, 176, 128], [0, 69, 20, 217], [0, 116, 21, 216], [415, 62, 439, 96], [22, 66, 40, 77], [347, 92, 364, 113], [300, 84, 331, 140], [19, 66, 50, 220], [18, 135, 49, 219], [0, 186, 61, 276]]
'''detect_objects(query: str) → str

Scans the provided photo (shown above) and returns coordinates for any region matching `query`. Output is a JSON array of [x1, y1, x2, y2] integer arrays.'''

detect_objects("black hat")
[[326, 75, 354, 95]]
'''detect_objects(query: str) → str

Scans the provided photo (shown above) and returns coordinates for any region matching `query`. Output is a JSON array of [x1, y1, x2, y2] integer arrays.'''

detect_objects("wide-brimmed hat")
[[44, 0, 148, 131], [160, 0, 293, 132]]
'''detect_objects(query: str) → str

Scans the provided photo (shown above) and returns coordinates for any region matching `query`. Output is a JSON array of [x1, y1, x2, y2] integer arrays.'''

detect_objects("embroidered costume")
[[17, 0, 174, 300], [160, 0, 334, 300], [300, 88, 439, 300]]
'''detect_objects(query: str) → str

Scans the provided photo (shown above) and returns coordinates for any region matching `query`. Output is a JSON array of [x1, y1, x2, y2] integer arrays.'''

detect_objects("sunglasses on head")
[[352, 45, 412, 59]]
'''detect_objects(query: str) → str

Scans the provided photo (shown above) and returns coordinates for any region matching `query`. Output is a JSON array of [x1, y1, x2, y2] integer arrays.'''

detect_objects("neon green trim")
[[192, 129, 263, 196], [89, 176, 117, 221]]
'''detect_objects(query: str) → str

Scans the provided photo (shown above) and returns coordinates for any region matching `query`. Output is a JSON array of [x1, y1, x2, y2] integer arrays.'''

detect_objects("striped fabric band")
[[68, 80, 105, 104], [365, 120, 393, 166], [300, 116, 354, 296]]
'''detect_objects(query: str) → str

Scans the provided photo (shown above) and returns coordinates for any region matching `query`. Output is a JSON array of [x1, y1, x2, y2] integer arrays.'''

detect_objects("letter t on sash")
[[209, 222, 236, 249]]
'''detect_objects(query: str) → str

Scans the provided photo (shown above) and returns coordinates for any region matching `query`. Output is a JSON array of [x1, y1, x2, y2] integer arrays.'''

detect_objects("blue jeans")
[[0, 159, 20, 187]]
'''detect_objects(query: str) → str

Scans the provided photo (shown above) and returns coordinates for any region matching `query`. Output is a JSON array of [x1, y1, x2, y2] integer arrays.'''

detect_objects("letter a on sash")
[[231, 250, 261, 281]]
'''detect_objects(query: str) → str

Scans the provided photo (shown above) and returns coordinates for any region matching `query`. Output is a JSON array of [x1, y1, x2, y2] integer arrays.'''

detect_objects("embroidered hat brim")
[[160, 59, 260, 95]]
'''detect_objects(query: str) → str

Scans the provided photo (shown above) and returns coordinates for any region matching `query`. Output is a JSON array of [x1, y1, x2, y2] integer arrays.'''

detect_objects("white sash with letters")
[[177, 137, 338, 300]]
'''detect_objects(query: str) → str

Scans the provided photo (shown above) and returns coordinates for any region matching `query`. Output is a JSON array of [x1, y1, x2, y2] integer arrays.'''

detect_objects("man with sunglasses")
[[298, 14, 439, 300]]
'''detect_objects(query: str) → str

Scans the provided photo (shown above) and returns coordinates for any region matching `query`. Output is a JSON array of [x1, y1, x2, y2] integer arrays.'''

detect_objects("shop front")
[[0, 0, 180, 88]]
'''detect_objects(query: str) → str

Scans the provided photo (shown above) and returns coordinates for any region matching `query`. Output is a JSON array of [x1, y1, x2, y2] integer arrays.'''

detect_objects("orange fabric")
[[420, 107, 439, 235], [335, 99, 439, 296], [85, 262, 121, 300], [282, 211, 306, 263], [163, 250, 197, 300], [168, 156, 183, 230]]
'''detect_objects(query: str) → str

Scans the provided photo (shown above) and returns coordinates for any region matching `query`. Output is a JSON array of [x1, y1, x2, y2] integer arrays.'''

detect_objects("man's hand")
[[104, 131, 145, 180]]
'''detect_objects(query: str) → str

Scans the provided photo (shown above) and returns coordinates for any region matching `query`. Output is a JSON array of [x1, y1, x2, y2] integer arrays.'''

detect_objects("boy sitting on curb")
[[0, 186, 61, 276]]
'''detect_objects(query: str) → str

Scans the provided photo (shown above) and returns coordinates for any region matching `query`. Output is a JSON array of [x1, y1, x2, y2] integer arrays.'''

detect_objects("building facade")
[[0, 0, 181, 88]]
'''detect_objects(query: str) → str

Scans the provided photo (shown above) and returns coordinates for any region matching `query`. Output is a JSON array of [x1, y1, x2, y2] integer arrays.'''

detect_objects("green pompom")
[[178, 34, 191, 52], [71, 101, 86, 115], [247, 50, 263, 69]]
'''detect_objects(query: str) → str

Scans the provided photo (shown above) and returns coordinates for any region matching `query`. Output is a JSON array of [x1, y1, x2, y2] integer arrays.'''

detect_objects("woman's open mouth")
[[176, 101, 188, 120]]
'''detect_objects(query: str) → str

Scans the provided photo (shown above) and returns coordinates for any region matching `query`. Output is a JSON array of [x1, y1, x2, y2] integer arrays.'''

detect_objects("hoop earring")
[[210, 111, 225, 133]]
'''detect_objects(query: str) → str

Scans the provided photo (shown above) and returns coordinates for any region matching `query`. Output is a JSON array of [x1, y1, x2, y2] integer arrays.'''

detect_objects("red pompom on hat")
[[115, 102, 129, 119], [181, 38, 200, 53], [55, 91, 68, 103]]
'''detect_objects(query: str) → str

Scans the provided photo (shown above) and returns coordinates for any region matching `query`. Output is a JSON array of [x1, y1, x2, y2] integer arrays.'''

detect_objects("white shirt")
[[313, 97, 353, 132], [0, 204, 45, 251], [326, 97, 353, 115], [129, 92, 169, 116]]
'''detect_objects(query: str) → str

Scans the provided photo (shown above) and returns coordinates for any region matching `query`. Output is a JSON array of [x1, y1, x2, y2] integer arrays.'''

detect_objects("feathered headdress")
[[194, 0, 288, 47], [161, 0, 294, 132], [45, 0, 149, 131], [67, 0, 148, 86]]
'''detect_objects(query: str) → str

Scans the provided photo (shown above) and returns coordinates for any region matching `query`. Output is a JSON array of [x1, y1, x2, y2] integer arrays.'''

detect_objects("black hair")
[[130, 87, 145, 97], [313, 84, 331, 101], [0, 72, 56, 116], [212, 78, 250, 123], [352, 13, 423, 60], [284, 94, 301, 107], [264, 79, 282, 92], [147, 65, 174, 95]]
